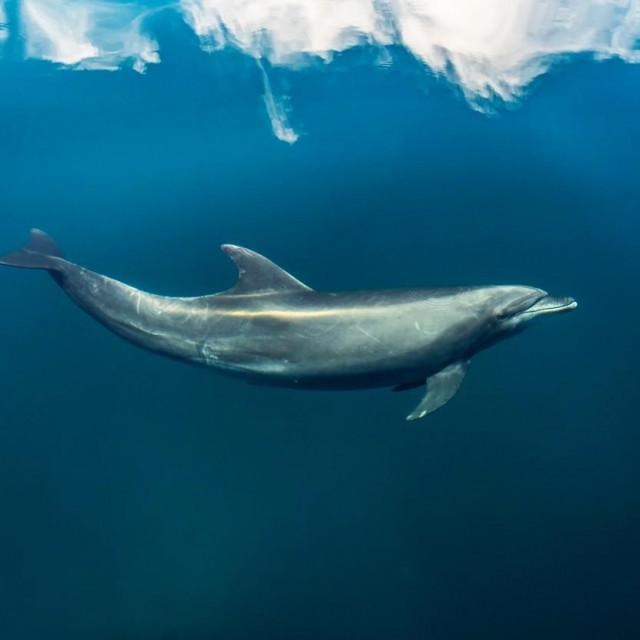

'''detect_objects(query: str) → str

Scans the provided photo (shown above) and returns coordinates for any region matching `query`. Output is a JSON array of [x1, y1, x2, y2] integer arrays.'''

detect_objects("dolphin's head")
[[473, 285, 577, 351]]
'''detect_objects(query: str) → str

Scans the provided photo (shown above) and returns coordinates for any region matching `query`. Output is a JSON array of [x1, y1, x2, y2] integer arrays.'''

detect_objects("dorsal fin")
[[221, 244, 312, 295]]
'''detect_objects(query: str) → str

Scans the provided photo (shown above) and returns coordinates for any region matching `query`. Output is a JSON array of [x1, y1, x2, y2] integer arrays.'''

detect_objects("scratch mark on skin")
[[356, 325, 393, 355], [200, 343, 219, 366], [310, 319, 340, 336]]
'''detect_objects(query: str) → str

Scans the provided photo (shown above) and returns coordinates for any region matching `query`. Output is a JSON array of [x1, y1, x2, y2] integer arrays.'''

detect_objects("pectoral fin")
[[406, 360, 470, 421]]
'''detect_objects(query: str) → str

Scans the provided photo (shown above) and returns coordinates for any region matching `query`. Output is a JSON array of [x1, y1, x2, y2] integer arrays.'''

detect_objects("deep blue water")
[[1, 15, 640, 640]]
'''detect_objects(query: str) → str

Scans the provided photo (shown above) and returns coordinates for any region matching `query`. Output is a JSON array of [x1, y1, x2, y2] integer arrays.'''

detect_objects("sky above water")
[[3, 0, 640, 141]]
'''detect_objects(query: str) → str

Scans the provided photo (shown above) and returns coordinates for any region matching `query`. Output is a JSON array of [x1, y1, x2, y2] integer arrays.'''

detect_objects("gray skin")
[[0, 230, 577, 420]]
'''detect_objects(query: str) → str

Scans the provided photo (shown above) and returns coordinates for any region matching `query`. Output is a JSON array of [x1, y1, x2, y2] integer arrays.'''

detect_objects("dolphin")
[[0, 229, 577, 420]]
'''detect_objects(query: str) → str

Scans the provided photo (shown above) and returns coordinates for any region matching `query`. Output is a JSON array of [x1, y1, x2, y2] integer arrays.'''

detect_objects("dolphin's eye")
[[495, 310, 510, 321]]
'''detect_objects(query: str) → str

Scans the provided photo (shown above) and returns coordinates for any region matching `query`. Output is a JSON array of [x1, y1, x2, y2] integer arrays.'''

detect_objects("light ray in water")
[[8, 1, 640, 140], [257, 59, 299, 144]]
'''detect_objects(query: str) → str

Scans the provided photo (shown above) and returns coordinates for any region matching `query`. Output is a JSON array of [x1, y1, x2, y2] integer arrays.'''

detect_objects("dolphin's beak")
[[519, 295, 578, 318]]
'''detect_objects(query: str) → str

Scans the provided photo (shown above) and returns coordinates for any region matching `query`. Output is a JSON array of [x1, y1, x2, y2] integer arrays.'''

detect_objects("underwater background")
[[1, 3, 640, 639]]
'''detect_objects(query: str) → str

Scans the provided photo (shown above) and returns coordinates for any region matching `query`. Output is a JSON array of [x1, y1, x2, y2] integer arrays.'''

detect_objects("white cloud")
[[181, 0, 640, 105], [9, 1, 640, 139], [21, 0, 160, 71], [390, 0, 640, 103], [180, 0, 383, 62], [0, 1, 8, 45]]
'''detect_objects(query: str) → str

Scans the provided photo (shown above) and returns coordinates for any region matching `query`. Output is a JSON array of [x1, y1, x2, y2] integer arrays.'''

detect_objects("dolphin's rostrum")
[[0, 230, 577, 420]]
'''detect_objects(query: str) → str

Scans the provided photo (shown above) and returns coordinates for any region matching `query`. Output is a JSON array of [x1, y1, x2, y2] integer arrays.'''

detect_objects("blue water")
[[1, 15, 640, 640]]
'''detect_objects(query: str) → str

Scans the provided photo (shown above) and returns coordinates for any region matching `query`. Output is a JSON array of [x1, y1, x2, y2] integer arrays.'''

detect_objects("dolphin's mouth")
[[518, 295, 578, 318]]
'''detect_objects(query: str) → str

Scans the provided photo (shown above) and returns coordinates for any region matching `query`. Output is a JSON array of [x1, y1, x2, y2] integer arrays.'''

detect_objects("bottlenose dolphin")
[[1, 230, 577, 420]]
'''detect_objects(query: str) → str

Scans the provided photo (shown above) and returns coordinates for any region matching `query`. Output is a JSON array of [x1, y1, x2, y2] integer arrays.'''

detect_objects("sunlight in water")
[[7, 1, 640, 141]]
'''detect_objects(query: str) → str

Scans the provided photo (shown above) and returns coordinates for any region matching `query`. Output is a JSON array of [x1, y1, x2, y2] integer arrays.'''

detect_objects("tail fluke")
[[0, 229, 64, 270]]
